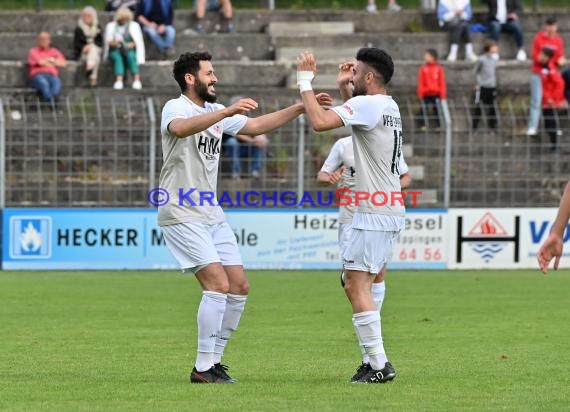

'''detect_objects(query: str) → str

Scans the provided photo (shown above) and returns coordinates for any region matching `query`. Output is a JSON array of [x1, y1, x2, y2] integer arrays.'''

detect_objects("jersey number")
[[391, 130, 403, 175]]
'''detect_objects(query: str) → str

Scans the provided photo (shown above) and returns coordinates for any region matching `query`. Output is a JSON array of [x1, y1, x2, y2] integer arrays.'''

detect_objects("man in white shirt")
[[317, 136, 411, 382], [298, 47, 405, 383], [159, 51, 331, 384]]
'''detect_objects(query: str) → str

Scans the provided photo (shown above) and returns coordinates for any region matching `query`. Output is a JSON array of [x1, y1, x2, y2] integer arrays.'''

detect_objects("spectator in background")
[[483, 0, 526, 61], [473, 40, 499, 130], [105, 0, 138, 12], [223, 133, 269, 180], [417, 49, 446, 130], [527, 17, 566, 136], [74, 6, 103, 87], [365, 0, 402, 13], [563, 69, 570, 104], [104, 7, 145, 90], [538, 48, 567, 152], [137, 0, 176, 56], [27, 31, 67, 102], [194, 0, 234, 34], [437, 0, 476, 62]]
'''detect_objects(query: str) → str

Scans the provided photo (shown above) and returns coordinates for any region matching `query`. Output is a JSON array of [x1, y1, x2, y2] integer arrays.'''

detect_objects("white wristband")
[[297, 70, 314, 92]]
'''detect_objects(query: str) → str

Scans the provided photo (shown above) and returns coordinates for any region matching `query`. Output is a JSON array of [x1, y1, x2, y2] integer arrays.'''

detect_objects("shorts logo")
[[10, 216, 52, 259]]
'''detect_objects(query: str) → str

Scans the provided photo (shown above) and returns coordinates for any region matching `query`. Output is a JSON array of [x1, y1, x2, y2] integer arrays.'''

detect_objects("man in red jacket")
[[527, 17, 567, 136], [538, 48, 567, 152], [417, 49, 447, 130]]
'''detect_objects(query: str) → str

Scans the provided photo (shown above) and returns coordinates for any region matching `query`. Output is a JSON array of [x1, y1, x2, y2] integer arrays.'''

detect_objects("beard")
[[195, 79, 217, 103], [352, 82, 366, 97]]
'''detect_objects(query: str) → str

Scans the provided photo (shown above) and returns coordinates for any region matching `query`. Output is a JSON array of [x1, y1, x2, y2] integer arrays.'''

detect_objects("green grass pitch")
[[1, 270, 569, 411]]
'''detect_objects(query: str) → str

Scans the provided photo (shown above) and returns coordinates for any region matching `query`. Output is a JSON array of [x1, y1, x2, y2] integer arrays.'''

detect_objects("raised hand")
[[297, 51, 317, 73], [226, 98, 259, 116], [337, 60, 355, 86]]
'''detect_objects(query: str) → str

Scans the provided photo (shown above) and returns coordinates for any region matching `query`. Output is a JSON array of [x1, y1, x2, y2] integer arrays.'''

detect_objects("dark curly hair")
[[173, 51, 213, 92], [356, 47, 394, 86]]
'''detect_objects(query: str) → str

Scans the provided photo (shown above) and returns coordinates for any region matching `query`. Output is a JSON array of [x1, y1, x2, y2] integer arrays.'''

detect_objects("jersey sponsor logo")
[[197, 134, 220, 160], [382, 114, 402, 129], [10, 216, 52, 259], [341, 104, 354, 116]]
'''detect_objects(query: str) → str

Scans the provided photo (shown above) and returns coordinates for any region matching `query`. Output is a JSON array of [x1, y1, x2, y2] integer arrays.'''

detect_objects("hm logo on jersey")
[[197, 135, 220, 160]]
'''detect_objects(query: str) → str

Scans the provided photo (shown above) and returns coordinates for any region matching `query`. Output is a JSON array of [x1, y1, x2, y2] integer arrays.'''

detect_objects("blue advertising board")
[[2, 208, 448, 270]]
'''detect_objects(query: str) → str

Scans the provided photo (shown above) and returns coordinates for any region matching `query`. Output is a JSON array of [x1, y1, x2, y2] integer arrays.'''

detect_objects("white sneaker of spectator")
[[365, 4, 377, 13], [387, 2, 402, 12], [526, 127, 537, 136], [516, 49, 527, 61], [113, 80, 124, 90], [132, 80, 142, 90], [466, 51, 477, 62]]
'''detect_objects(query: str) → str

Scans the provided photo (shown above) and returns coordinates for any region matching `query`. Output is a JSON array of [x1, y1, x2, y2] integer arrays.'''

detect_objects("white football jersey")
[[331, 94, 406, 231], [158, 94, 247, 226], [321, 136, 408, 224]]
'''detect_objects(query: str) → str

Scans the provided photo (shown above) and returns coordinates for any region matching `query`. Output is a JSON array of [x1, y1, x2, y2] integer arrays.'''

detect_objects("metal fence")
[[0, 93, 568, 209]]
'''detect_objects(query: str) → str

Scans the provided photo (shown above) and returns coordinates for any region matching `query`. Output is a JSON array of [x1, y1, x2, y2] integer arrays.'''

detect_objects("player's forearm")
[[316, 171, 332, 186], [338, 82, 352, 102], [301, 91, 331, 132], [168, 110, 230, 138], [240, 103, 303, 136], [551, 180, 570, 237], [400, 173, 412, 189]]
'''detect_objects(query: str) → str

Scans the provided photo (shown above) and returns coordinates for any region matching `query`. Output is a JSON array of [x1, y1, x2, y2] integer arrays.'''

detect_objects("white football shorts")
[[341, 227, 399, 274], [161, 221, 242, 273]]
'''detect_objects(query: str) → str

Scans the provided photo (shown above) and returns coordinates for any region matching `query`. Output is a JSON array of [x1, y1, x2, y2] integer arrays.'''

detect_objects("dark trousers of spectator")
[[31, 73, 62, 102], [543, 108, 560, 151], [443, 20, 471, 45], [418, 95, 441, 129], [472, 87, 497, 129], [488, 20, 524, 49]]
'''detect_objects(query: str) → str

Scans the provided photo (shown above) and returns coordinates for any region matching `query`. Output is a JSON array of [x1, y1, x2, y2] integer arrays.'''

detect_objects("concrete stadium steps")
[[0, 32, 275, 61], [275, 32, 563, 62], [0, 60, 290, 89], [0, 10, 439, 34], [288, 60, 532, 94], [6, 30, 568, 63], [0, 59, 532, 94], [0, 10, 568, 35]]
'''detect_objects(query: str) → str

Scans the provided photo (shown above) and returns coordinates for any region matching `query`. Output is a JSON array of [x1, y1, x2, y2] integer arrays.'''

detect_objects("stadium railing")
[[0, 94, 567, 209]]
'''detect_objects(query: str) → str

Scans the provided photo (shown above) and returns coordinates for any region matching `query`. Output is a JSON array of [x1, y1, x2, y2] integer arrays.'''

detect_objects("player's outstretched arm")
[[239, 102, 304, 136], [239, 93, 333, 136], [297, 52, 344, 132], [537, 180, 570, 273], [168, 98, 258, 138]]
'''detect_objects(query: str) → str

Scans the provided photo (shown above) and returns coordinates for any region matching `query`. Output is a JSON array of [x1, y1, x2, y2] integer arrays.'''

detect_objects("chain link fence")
[[0, 93, 568, 209]]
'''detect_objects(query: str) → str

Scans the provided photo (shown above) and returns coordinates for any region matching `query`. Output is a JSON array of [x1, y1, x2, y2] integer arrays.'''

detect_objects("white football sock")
[[213, 293, 247, 364], [195, 291, 227, 372], [371, 282, 386, 312], [352, 311, 387, 371], [465, 43, 474, 56], [354, 323, 370, 364]]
